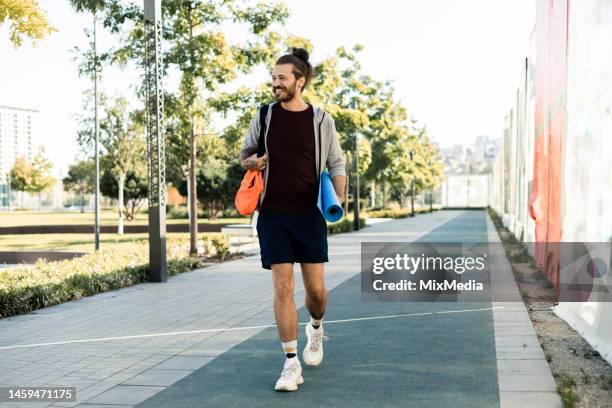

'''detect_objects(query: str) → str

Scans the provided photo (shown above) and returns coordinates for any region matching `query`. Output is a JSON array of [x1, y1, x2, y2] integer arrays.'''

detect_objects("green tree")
[[29, 147, 55, 209], [9, 155, 32, 207], [63, 159, 95, 212], [415, 131, 444, 210], [0, 0, 56, 47], [99, 96, 146, 234], [70, 0, 289, 255], [8, 155, 31, 191], [100, 165, 148, 221]]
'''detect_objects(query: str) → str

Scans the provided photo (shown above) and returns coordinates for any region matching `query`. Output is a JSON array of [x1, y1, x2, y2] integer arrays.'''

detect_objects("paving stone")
[[496, 359, 554, 374], [494, 335, 542, 347], [121, 369, 193, 387], [499, 392, 563, 408], [81, 385, 163, 406], [498, 373, 558, 392], [153, 356, 214, 371]]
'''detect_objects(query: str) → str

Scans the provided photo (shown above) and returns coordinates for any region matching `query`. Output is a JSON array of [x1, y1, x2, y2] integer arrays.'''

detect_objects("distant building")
[[0, 105, 38, 208], [440, 135, 501, 176], [438, 135, 502, 208]]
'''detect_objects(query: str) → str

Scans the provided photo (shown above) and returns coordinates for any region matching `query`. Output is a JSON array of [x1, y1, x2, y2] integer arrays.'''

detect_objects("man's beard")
[[272, 82, 297, 102]]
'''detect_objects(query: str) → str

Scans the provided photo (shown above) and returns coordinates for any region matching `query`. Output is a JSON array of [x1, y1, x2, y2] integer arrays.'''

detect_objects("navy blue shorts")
[[256, 207, 328, 270]]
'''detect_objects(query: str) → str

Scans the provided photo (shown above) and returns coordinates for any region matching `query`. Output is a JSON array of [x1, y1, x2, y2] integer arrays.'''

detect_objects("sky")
[[0, 0, 535, 176]]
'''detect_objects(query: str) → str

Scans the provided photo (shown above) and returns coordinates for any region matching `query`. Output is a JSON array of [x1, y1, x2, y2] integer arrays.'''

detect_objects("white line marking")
[[0, 306, 504, 351]]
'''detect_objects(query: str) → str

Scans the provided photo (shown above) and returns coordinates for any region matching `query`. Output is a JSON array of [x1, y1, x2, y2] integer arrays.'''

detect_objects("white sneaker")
[[274, 357, 304, 391], [303, 323, 326, 366]]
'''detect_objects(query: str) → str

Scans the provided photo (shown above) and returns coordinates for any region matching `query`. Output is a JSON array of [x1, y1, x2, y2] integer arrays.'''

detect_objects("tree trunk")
[[382, 179, 387, 209], [189, 118, 198, 255], [117, 173, 126, 235], [410, 178, 415, 216], [185, 166, 191, 222], [370, 180, 376, 208]]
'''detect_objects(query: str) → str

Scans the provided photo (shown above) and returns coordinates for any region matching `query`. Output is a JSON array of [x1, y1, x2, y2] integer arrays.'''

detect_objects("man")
[[239, 48, 346, 392]]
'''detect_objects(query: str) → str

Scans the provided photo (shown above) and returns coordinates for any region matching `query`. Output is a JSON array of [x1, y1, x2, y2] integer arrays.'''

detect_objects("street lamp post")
[[93, 10, 100, 251], [428, 159, 433, 212], [353, 132, 360, 231], [144, 0, 168, 282]]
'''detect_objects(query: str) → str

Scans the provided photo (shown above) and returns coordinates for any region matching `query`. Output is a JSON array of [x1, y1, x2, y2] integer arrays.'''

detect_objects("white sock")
[[281, 339, 297, 358], [310, 316, 323, 329]]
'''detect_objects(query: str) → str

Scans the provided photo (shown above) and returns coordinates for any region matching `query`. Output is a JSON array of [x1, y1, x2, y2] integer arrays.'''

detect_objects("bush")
[[327, 217, 367, 234], [366, 207, 437, 218], [167, 205, 189, 219], [207, 234, 230, 260], [166, 205, 208, 220], [367, 208, 411, 218], [168, 233, 231, 258], [0, 240, 208, 319]]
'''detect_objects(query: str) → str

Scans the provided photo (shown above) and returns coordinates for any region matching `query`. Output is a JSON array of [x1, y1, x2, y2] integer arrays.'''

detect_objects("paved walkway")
[[0, 210, 561, 407]]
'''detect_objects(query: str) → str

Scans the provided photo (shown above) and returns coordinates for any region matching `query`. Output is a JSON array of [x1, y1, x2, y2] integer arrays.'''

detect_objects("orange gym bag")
[[235, 170, 263, 215], [235, 104, 269, 215]]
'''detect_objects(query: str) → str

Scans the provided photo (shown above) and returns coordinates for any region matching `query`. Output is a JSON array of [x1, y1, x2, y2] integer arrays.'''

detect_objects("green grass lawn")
[[0, 209, 250, 227], [0, 232, 228, 253]]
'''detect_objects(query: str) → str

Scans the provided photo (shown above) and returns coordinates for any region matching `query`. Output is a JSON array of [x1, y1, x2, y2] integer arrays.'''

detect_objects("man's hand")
[[241, 153, 267, 171]]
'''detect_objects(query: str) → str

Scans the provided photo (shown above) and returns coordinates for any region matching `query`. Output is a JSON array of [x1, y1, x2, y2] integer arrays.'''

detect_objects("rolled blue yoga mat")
[[317, 171, 344, 223]]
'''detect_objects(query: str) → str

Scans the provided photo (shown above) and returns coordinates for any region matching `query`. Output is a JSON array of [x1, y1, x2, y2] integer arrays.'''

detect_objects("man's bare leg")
[[301, 262, 327, 366], [271, 263, 303, 391], [271, 263, 297, 341], [300, 263, 327, 319]]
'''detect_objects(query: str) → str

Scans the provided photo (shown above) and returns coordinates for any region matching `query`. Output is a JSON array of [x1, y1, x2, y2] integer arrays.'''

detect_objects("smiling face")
[[272, 63, 305, 102]]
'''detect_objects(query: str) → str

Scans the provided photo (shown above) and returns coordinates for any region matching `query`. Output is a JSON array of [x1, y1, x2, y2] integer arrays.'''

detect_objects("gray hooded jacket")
[[239, 102, 346, 206]]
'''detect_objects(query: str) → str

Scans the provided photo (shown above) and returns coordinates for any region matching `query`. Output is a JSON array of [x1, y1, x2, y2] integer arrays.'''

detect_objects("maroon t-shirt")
[[261, 103, 318, 214]]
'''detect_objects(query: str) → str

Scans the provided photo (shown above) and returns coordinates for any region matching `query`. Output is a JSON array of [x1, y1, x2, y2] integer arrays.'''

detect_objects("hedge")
[[366, 207, 437, 219], [0, 236, 229, 319], [327, 217, 367, 234]]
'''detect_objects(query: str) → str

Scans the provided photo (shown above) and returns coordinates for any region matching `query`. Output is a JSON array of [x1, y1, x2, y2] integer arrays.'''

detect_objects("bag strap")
[[317, 112, 325, 182], [256, 104, 270, 158], [254, 104, 269, 212]]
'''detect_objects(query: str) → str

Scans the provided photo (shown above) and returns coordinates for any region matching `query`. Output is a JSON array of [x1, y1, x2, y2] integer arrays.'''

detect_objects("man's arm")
[[242, 152, 268, 171], [239, 110, 262, 169], [325, 115, 347, 203], [331, 175, 346, 204]]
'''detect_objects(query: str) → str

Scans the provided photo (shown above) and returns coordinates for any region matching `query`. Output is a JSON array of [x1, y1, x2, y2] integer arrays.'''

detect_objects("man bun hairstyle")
[[275, 47, 313, 91]]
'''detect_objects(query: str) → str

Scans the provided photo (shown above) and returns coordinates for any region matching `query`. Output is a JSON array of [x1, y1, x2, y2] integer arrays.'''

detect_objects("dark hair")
[[275, 47, 313, 91]]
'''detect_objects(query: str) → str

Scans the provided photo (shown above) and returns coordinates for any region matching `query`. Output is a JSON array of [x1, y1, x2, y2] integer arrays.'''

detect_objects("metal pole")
[[189, 118, 197, 255], [353, 132, 360, 231], [428, 160, 433, 212], [93, 10, 100, 251], [410, 148, 415, 217], [466, 162, 471, 208], [144, 0, 167, 282]]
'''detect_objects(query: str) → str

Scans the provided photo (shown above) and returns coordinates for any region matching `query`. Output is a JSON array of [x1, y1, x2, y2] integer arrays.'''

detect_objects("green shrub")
[[327, 217, 367, 234], [209, 235, 230, 260], [167, 205, 189, 219], [367, 208, 411, 218], [366, 208, 435, 218], [0, 240, 206, 319]]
